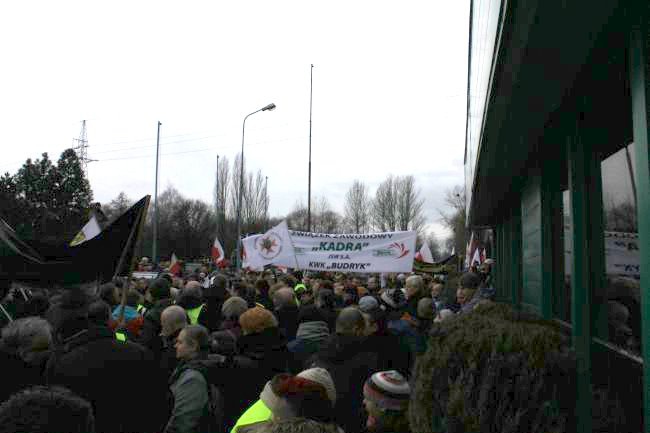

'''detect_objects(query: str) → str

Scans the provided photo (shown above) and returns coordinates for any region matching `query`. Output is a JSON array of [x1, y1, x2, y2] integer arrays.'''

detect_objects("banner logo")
[[256, 231, 283, 260], [389, 242, 410, 259]]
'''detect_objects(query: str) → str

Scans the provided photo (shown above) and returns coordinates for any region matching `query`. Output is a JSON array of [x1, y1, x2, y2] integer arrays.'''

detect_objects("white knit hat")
[[297, 367, 337, 404]]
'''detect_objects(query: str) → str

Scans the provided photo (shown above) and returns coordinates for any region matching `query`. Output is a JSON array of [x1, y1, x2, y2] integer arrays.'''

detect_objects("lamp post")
[[235, 103, 276, 273]]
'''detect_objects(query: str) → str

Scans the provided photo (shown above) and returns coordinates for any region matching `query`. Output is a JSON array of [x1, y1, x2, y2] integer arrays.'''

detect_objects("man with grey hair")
[[160, 305, 189, 378], [311, 307, 379, 433], [273, 287, 300, 341], [0, 317, 52, 403]]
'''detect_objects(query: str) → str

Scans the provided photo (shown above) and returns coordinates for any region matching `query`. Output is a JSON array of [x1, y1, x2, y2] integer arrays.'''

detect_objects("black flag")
[[0, 196, 150, 287]]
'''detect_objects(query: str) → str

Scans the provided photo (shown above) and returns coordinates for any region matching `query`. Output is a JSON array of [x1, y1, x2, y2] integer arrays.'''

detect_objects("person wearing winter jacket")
[[139, 278, 174, 355], [165, 325, 212, 433], [310, 307, 380, 433]]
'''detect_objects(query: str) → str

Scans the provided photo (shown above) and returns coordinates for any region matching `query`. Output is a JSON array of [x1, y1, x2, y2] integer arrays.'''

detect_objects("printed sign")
[[276, 230, 417, 273]]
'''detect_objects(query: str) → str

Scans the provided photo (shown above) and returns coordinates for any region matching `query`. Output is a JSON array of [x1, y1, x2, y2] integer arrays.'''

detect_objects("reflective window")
[[601, 143, 641, 357], [557, 189, 572, 323]]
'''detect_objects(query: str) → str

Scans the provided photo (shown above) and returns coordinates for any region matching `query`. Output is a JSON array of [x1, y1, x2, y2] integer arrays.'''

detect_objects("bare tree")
[[343, 180, 370, 233], [229, 153, 244, 220], [439, 185, 467, 261], [372, 175, 399, 231], [103, 191, 133, 222], [372, 175, 425, 235], [286, 200, 308, 231], [286, 196, 342, 233], [396, 175, 426, 236], [313, 196, 342, 233], [243, 169, 268, 229], [214, 156, 230, 242]]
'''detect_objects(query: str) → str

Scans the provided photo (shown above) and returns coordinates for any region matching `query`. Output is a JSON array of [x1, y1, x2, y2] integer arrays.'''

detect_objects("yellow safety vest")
[[115, 332, 127, 342], [230, 399, 272, 433], [186, 304, 205, 325], [136, 304, 147, 315]]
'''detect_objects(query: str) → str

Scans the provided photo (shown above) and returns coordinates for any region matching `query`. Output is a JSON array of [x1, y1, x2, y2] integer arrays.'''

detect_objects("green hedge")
[[409, 303, 577, 433]]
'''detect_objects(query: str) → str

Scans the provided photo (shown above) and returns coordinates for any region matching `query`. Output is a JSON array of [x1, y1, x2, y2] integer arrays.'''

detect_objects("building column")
[[630, 9, 650, 432]]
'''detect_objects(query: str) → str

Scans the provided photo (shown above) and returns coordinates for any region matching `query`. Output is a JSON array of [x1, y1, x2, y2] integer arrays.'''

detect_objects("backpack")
[[190, 355, 228, 433]]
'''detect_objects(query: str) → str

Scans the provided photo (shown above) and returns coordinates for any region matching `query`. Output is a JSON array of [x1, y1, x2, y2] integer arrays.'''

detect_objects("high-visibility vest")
[[230, 399, 272, 433], [136, 304, 147, 315], [115, 332, 127, 342], [186, 304, 205, 325]]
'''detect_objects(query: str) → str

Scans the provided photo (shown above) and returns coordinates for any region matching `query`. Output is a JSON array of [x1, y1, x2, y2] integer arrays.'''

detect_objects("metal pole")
[[152, 121, 161, 265], [265, 175, 269, 230], [235, 104, 275, 273], [307, 64, 313, 232], [216, 154, 220, 239], [236, 118, 247, 273]]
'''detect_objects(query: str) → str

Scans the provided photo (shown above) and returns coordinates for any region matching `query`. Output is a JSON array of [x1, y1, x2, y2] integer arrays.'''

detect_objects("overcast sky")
[[0, 1, 469, 240]]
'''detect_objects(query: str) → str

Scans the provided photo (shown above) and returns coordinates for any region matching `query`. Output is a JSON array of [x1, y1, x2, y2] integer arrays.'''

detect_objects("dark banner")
[[0, 196, 149, 287]]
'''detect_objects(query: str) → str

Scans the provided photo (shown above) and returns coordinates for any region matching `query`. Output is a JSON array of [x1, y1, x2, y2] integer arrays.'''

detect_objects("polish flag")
[[169, 253, 181, 276], [415, 243, 434, 263], [211, 236, 225, 265]]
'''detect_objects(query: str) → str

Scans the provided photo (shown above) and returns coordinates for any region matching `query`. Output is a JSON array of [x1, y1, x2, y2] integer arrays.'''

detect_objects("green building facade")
[[465, 1, 650, 431]]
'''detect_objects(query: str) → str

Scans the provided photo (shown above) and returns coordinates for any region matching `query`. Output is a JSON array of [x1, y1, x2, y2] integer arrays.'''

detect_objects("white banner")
[[275, 230, 417, 273], [242, 221, 297, 271], [564, 228, 640, 278]]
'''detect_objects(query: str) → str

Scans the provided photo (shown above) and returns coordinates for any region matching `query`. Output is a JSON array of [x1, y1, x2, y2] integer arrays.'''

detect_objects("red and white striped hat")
[[363, 370, 410, 412]]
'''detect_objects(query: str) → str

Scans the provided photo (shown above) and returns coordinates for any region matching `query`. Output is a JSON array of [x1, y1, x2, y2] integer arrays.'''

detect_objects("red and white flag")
[[472, 247, 482, 267], [415, 243, 434, 263], [169, 253, 181, 276], [211, 236, 225, 265]]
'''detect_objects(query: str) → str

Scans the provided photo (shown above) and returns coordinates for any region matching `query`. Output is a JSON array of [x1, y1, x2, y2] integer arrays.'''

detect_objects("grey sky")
[[0, 1, 469, 240]]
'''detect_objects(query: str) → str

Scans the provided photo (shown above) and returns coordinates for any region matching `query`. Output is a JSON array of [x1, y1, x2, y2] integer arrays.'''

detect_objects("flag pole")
[[0, 303, 13, 323], [116, 196, 151, 325]]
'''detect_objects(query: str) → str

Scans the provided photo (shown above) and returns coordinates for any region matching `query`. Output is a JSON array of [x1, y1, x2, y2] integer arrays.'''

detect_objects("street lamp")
[[235, 103, 276, 273]]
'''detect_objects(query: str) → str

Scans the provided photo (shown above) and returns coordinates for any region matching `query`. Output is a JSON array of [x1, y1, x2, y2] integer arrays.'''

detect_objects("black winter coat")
[[138, 298, 174, 355], [212, 327, 289, 431], [275, 305, 300, 341], [0, 348, 50, 404], [310, 334, 380, 433], [45, 325, 165, 433]]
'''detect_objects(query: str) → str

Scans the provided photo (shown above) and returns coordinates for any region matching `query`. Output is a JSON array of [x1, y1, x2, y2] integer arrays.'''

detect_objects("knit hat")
[[149, 278, 171, 300], [297, 367, 337, 404], [260, 373, 330, 420], [221, 296, 248, 319], [358, 296, 379, 314], [460, 272, 481, 290], [380, 289, 406, 310], [363, 370, 411, 412]]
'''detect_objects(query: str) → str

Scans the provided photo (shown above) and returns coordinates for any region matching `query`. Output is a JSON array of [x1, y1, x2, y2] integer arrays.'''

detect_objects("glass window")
[[556, 189, 572, 323], [601, 143, 641, 358]]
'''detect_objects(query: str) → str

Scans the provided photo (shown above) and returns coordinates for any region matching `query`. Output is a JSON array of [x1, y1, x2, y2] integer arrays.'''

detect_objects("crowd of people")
[[0, 261, 495, 433]]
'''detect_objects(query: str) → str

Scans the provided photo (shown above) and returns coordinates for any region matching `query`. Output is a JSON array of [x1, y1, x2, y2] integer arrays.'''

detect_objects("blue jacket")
[[112, 305, 140, 323]]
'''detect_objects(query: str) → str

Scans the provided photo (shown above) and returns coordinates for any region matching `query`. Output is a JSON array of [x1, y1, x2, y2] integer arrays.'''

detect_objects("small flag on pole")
[[211, 236, 225, 265], [70, 216, 101, 246], [169, 253, 181, 276], [415, 243, 434, 263]]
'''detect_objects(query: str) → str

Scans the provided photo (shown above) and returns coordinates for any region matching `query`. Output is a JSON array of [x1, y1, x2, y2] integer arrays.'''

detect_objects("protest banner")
[[564, 227, 640, 278], [276, 230, 417, 273]]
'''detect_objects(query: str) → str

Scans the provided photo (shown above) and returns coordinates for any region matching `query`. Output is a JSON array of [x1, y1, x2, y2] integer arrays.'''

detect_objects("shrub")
[[409, 303, 577, 433]]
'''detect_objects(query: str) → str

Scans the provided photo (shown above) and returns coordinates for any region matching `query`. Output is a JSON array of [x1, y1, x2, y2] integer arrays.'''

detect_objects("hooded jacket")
[[311, 334, 379, 433], [213, 327, 289, 431], [165, 354, 226, 433], [45, 325, 162, 433], [287, 321, 330, 374]]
